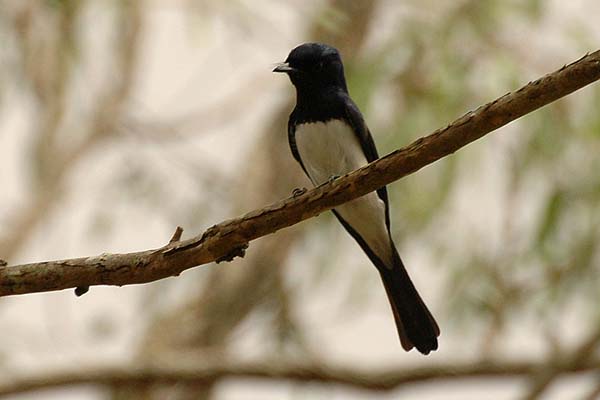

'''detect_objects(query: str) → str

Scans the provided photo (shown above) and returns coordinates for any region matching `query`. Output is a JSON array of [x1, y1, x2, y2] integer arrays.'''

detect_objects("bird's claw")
[[328, 175, 340, 183], [292, 187, 307, 197]]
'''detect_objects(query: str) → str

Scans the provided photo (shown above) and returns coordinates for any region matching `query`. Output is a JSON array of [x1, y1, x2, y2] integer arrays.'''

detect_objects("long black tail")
[[379, 247, 439, 354], [331, 210, 439, 354]]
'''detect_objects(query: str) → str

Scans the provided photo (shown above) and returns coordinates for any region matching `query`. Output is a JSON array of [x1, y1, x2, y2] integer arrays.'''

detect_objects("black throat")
[[291, 84, 349, 125]]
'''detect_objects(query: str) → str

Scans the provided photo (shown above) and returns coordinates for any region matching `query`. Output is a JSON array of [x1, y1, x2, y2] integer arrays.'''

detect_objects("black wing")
[[287, 110, 309, 176], [341, 95, 392, 229]]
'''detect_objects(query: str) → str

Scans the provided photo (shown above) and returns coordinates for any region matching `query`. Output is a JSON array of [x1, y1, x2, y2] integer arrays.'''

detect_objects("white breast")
[[295, 120, 394, 266]]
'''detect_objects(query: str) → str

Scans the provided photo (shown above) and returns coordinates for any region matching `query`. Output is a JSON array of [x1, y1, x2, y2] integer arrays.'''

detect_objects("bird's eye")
[[317, 61, 324, 69]]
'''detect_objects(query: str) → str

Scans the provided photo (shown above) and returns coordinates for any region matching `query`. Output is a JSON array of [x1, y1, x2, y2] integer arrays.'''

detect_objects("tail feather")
[[330, 210, 439, 354], [379, 249, 439, 354]]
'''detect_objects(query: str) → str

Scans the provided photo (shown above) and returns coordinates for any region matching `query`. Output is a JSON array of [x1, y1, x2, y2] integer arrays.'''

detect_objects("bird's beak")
[[273, 62, 295, 73]]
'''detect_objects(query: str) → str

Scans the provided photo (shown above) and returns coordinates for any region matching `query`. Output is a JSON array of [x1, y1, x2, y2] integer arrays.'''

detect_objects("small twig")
[[521, 325, 600, 400], [169, 226, 184, 244]]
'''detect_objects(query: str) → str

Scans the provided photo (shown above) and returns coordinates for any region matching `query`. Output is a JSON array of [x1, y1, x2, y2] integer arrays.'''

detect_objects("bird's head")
[[274, 43, 347, 93]]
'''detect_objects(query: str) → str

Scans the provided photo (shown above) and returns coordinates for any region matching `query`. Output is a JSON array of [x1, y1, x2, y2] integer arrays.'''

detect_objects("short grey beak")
[[273, 62, 295, 73]]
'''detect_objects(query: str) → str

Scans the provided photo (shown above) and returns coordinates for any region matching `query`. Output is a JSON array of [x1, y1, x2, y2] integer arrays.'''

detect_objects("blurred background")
[[1, 0, 599, 399]]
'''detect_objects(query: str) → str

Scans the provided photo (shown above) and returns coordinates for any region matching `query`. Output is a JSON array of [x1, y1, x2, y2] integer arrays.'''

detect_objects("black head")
[[274, 43, 348, 94]]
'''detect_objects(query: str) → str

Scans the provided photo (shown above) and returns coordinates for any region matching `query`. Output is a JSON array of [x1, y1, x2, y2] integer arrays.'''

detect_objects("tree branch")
[[0, 358, 599, 397], [520, 324, 600, 400], [1, 50, 599, 297]]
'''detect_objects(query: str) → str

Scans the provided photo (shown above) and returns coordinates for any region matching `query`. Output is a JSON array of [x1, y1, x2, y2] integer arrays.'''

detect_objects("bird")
[[273, 43, 439, 354]]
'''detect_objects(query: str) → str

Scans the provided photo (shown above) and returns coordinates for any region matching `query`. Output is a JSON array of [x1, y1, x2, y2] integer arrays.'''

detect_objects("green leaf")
[[535, 189, 566, 247]]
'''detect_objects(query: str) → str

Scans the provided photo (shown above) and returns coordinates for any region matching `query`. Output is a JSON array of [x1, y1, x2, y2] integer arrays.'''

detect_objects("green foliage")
[[535, 188, 566, 248]]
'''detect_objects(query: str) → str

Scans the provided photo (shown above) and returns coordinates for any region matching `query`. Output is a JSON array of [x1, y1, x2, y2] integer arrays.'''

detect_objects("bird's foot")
[[292, 187, 307, 197], [328, 175, 340, 183]]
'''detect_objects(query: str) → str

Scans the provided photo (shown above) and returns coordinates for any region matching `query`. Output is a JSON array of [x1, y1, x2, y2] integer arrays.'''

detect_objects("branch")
[[520, 324, 600, 400], [0, 358, 599, 397], [1, 50, 599, 296]]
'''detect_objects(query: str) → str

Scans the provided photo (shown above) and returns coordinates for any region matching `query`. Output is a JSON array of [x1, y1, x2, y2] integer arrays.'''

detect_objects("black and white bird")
[[274, 43, 439, 354]]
